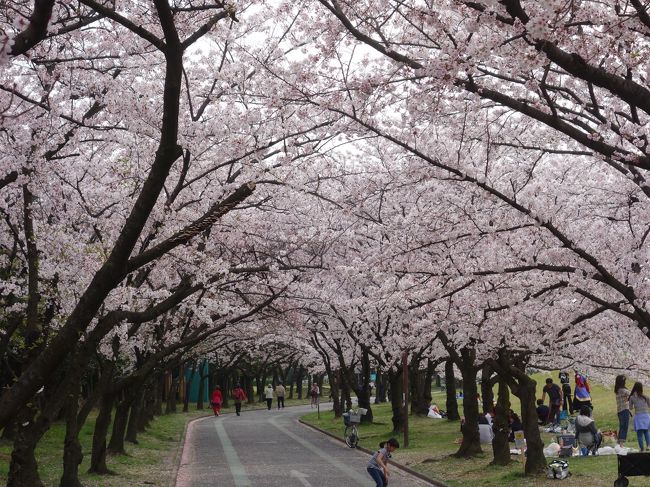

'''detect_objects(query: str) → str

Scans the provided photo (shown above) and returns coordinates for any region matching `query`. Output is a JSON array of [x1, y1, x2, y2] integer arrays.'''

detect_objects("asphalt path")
[[175, 403, 435, 487]]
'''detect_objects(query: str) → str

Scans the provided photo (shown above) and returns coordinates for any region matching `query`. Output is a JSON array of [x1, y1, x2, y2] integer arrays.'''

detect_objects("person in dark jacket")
[[536, 399, 550, 425], [232, 383, 248, 416]]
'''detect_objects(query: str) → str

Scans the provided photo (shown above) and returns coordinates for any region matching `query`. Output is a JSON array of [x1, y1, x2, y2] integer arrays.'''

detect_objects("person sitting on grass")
[[536, 399, 550, 425], [575, 405, 602, 455], [367, 438, 399, 487], [508, 410, 523, 442]]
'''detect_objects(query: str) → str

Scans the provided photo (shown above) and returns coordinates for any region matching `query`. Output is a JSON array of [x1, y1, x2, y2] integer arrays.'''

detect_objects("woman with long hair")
[[614, 375, 630, 446], [629, 381, 650, 451]]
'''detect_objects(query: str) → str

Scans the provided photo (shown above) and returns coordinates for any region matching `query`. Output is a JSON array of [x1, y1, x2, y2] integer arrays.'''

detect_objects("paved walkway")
[[175, 403, 435, 487]]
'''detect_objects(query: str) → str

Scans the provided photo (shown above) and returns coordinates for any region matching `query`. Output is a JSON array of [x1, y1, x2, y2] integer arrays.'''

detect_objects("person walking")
[[541, 378, 563, 427], [367, 438, 399, 487], [629, 381, 650, 452], [310, 382, 320, 408], [275, 382, 286, 409], [232, 383, 247, 416], [614, 375, 631, 446], [211, 385, 223, 416], [264, 383, 274, 410]]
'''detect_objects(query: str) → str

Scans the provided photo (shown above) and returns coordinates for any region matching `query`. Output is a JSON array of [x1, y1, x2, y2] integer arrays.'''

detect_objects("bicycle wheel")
[[344, 425, 359, 448]]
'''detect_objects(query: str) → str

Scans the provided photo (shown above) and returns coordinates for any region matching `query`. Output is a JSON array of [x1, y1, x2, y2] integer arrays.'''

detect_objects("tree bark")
[[453, 349, 482, 458], [7, 411, 47, 487], [196, 360, 207, 410], [89, 391, 116, 474], [388, 368, 403, 434], [126, 386, 145, 444], [445, 359, 460, 421], [488, 350, 546, 476], [107, 391, 132, 455], [481, 364, 495, 414], [491, 378, 511, 466], [183, 361, 196, 413]]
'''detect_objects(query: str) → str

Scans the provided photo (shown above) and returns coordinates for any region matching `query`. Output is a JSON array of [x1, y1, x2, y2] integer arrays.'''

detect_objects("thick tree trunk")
[[183, 361, 196, 413], [166, 375, 179, 414], [196, 361, 207, 410], [488, 350, 546, 476], [481, 364, 495, 414], [330, 369, 342, 417], [518, 376, 546, 475], [445, 359, 460, 421], [491, 378, 511, 466], [107, 392, 131, 455], [7, 412, 48, 487], [355, 350, 373, 423], [89, 392, 115, 474], [126, 386, 145, 444], [152, 373, 163, 416], [60, 397, 84, 487], [411, 360, 434, 415], [388, 369, 403, 434], [295, 367, 305, 399], [453, 350, 482, 458]]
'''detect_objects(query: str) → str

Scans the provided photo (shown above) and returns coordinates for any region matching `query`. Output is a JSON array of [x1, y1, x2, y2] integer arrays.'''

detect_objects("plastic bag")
[[543, 442, 561, 457]]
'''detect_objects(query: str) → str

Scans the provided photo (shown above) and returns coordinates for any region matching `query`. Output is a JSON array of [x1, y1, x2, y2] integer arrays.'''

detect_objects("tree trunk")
[[7, 411, 47, 487], [196, 361, 207, 410], [518, 375, 546, 475], [491, 378, 511, 466], [295, 367, 305, 399], [489, 350, 547, 476], [388, 368, 403, 434], [445, 359, 460, 421], [89, 391, 115, 474], [453, 350, 482, 458], [183, 361, 196, 413], [153, 373, 163, 416], [166, 375, 179, 414], [411, 360, 434, 415], [107, 391, 131, 455], [481, 364, 495, 415], [60, 391, 84, 487], [126, 386, 145, 444], [355, 349, 373, 423], [330, 369, 342, 417]]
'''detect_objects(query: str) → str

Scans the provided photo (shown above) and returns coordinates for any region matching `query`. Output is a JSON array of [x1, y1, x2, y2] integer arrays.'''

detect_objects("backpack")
[[547, 460, 570, 480]]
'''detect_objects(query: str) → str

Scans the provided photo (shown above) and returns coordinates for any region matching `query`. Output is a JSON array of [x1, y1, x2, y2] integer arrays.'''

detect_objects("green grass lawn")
[[302, 373, 650, 487], [0, 395, 314, 487]]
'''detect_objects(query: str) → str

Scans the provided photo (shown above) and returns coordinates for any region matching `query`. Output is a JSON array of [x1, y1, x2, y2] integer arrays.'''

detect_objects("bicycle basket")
[[348, 413, 361, 423]]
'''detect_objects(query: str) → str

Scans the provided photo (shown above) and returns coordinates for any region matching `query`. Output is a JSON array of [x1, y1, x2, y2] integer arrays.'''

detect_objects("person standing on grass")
[[367, 438, 399, 487], [559, 371, 574, 415], [264, 383, 274, 410], [232, 383, 247, 416], [629, 381, 650, 452], [573, 372, 592, 412], [211, 385, 223, 416], [541, 378, 563, 426], [615, 375, 631, 446], [310, 382, 320, 408], [275, 382, 286, 409]]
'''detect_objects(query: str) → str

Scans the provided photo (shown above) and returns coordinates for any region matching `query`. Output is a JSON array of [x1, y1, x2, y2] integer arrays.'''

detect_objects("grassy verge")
[[301, 373, 645, 487], [0, 396, 313, 487]]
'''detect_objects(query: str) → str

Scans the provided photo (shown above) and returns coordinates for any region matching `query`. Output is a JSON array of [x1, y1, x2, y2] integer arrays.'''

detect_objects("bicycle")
[[342, 407, 367, 448]]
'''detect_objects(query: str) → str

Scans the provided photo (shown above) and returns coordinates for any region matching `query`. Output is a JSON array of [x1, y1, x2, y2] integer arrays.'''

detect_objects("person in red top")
[[211, 386, 223, 416], [232, 383, 248, 416]]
